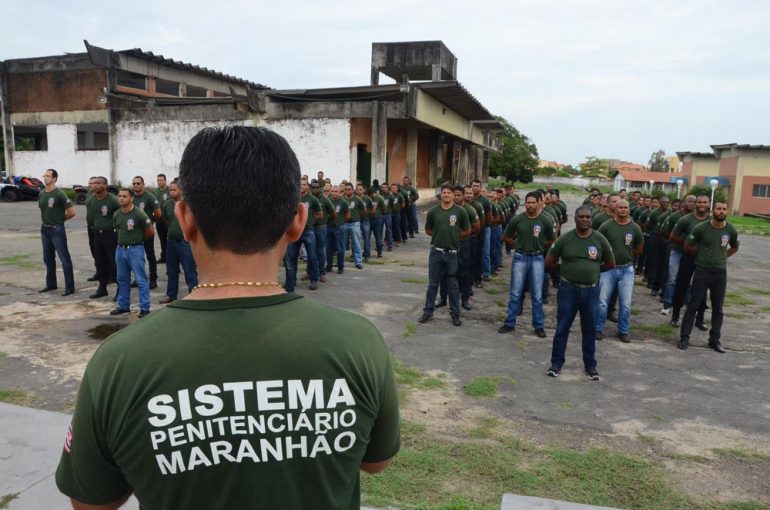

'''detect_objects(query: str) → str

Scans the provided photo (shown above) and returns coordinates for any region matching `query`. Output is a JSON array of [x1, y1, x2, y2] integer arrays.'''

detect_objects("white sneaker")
[[660, 307, 671, 315]]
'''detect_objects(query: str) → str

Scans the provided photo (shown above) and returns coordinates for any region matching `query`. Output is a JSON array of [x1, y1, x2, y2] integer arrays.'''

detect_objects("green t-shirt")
[[504, 212, 556, 254], [162, 200, 183, 241], [391, 192, 403, 213], [85, 192, 95, 226], [113, 206, 152, 245], [133, 191, 160, 223], [55, 294, 400, 510], [361, 195, 373, 221], [331, 198, 350, 227], [598, 219, 644, 266], [315, 194, 336, 226], [661, 210, 684, 240], [474, 194, 492, 221], [672, 213, 710, 253], [591, 211, 611, 230], [462, 203, 479, 235], [646, 209, 665, 234], [155, 187, 171, 207], [381, 192, 394, 214], [470, 200, 485, 227], [548, 230, 614, 286], [346, 195, 365, 222], [404, 185, 419, 204], [425, 204, 470, 251], [687, 222, 739, 270], [38, 188, 73, 225], [87, 193, 121, 231], [372, 194, 386, 219], [301, 193, 322, 229]]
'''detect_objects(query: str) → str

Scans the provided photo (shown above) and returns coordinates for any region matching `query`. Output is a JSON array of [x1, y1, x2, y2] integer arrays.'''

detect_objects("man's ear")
[[285, 203, 307, 243], [175, 201, 198, 243]]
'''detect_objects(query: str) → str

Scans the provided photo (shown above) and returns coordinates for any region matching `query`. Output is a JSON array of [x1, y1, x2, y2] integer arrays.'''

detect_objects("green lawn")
[[729, 216, 770, 236]]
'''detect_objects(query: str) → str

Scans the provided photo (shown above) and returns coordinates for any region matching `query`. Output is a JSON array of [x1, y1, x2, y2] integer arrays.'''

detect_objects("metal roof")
[[676, 151, 716, 159], [415, 81, 497, 122], [710, 143, 770, 152]]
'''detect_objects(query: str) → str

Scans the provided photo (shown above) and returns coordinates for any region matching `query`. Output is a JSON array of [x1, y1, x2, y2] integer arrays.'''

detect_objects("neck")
[[694, 211, 708, 219], [121, 203, 133, 213], [45, 184, 56, 192], [135, 190, 144, 196], [525, 210, 538, 218], [615, 216, 631, 224], [575, 228, 592, 238], [95, 190, 107, 199], [711, 218, 726, 228], [441, 201, 453, 209]]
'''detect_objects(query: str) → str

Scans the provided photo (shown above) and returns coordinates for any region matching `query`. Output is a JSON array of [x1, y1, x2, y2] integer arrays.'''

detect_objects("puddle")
[[86, 323, 127, 340]]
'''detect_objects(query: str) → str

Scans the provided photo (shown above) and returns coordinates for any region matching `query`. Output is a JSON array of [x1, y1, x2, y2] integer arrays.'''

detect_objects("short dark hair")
[[47, 168, 58, 179], [552, 189, 560, 196], [179, 126, 300, 254], [99, 176, 108, 185], [440, 183, 453, 192], [157, 173, 167, 179], [133, 175, 144, 183], [471, 179, 482, 186], [575, 206, 592, 216], [453, 185, 464, 193], [672, 199, 681, 205], [525, 191, 539, 201]]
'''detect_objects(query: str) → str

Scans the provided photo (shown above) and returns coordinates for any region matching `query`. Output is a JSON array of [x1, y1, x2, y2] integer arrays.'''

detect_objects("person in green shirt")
[[369, 187, 386, 258], [284, 178, 322, 291], [343, 183, 364, 269], [56, 126, 400, 510], [131, 176, 161, 289], [357, 184, 375, 262], [85, 176, 99, 282], [402, 175, 420, 236], [595, 199, 644, 343], [329, 185, 351, 273], [111, 188, 154, 317], [419, 184, 471, 327], [38, 168, 76, 296], [678, 201, 739, 353], [498, 191, 556, 338], [545, 206, 615, 380], [85, 176, 120, 299], [160, 179, 198, 304], [644, 196, 669, 295], [471, 179, 493, 285], [155, 173, 171, 264], [661, 195, 695, 314], [311, 179, 337, 282], [379, 183, 395, 252]]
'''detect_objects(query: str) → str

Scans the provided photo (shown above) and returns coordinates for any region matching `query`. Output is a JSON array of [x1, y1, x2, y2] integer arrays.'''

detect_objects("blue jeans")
[[341, 222, 362, 266], [481, 226, 491, 278], [116, 245, 150, 311], [504, 252, 545, 329], [423, 249, 460, 318], [41, 224, 74, 291], [361, 219, 372, 259], [371, 217, 384, 256], [326, 225, 341, 270], [409, 203, 419, 234], [284, 228, 319, 291], [490, 225, 502, 272], [382, 214, 393, 250], [596, 265, 634, 335], [165, 239, 198, 299], [663, 250, 682, 309], [550, 279, 599, 371], [314, 224, 327, 276]]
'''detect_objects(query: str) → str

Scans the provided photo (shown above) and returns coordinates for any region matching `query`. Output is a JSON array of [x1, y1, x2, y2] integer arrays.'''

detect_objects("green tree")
[[488, 117, 539, 184], [579, 156, 609, 178], [648, 149, 670, 172]]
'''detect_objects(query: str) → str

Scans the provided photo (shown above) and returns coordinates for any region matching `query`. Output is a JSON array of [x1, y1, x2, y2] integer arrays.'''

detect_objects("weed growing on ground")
[[403, 323, 417, 338], [401, 277, 427, 284], [463, 376, 515, 398]]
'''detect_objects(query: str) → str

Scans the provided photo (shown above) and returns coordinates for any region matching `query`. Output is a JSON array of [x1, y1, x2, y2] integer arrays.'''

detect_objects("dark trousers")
[[87, 225, 97, 273], [637, 234, 650, 274], [644, 235, 661, 286], [156, 220, 168, 261], [165, 239, 198, 299], [474, 226, 486, 283], [143, 235, 158, 282], [550, 280, 599, 371], [680, 268, 726, 343], [408, 203, 418, 235], [653, 240, 670, 292], [400, 209, 410, 240], [93, 229, 117, 290], [41, 224, 74, 291], [391, 212, 402, 244], [672, 252, 706, 322], [440, 237, 475, 303], [424, 249, 460, 318]]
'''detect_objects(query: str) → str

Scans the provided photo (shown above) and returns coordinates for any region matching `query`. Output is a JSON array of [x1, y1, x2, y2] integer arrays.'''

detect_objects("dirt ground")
[[1, 195, 768, 505]]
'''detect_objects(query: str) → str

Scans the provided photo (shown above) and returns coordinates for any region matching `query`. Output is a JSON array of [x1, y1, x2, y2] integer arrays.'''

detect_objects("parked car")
[[10, 176, 45, 200], [73, 184, 119, 205], [0, 181, 23, 202]]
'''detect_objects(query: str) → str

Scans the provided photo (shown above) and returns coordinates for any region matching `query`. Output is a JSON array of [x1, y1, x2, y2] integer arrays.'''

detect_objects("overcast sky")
[[2, 0, 769, 166]]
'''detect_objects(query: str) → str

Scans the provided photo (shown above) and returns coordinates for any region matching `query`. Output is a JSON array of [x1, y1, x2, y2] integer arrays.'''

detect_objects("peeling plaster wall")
[[114, 119, 257, 186], [12, 124, 109, 186], [265, 118, 351, 183]]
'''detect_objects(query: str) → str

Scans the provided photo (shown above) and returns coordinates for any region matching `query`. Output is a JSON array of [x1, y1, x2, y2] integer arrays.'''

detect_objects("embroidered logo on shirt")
[[721, 234, 729, 247], [533, 225, 542, 238], [449, 214, 457, 226], [588, 245, 598, 259], [139, 202, 145, 210], [127, 219, 135, 230], [101, 205, 108, 216], [625, 233, 633, 245], [47, 197, 55, 208], [63, 424, 73, 453]]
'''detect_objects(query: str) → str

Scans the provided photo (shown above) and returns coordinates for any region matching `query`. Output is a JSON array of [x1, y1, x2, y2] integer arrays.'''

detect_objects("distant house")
[[613, 170, 686, 196]]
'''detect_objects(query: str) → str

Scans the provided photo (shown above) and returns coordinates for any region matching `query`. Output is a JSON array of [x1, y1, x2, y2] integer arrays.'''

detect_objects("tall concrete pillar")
[[0, 63, 14, 177], [371, 100, 388, 184], [406, 123, 418, 183]]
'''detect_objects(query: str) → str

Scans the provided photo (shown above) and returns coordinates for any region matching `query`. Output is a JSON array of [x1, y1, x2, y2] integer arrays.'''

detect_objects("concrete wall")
[[12, 123, 109, 185], [738, 175, 770, 215], [386, 126, 408, 182], [265, 118, 352, 184], [733, 154, 770, 214], [8, 69, 107, 113]]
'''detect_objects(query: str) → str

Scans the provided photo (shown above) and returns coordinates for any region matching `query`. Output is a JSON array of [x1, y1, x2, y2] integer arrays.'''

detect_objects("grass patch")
[[403, 323, 417, 338], [366, 258, 387, 265], [725, 291, 756, 306], [712, 448, 770, 463], [630, 308, 640, 316], [743, 287, 770, 296], [397, 261, 416, 267], [391, 356, 448, 391], [494, 299, 506, 308], [468, 416, 501, 438], [463, 376, 514, 398], [0, 254, 39, 270], [0, 388, 37, 406], [483, 287, 503, 295], [759, 305, 770, 313], [401, 277, 427, 284], [495, 312, 507, 321], [636, 323, 677, 337], [649, 413, 666, 422], [517, 340, 526, 352], [637, 433, 662, 445], [557, 402, 575, 410], [0, 352, 6, 359], [728, 215, 770, 236], [0, 493, 19, 509]]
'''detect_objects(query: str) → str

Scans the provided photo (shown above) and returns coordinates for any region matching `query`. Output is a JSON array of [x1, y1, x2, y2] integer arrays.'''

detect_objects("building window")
[[753, 184, 770, 198], [117, 70, 147, 90], [211, 90, 229, 97], [186, 85, 207, 97], [155, 78, 180, 96], [77, 123, 109, 150], [13, 126, 47, 151]]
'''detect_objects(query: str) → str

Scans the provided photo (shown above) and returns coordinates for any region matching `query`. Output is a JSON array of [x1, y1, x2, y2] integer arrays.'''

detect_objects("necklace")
[[192, 281, 283, 291]]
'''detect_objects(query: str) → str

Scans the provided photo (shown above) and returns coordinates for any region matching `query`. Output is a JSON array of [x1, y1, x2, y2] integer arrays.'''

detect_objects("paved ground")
[[1, 195, 769, 507]]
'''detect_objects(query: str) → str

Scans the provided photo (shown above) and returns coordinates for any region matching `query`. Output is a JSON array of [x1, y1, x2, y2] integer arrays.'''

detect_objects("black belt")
[[432, 247, 458, 253], [94, 228, 114, 234], [42, 224, 60, 228], [168, 237, 185, 242], [615, 262, 633, 269], [118, 243, 142, 248], [516, 250, 543, 256], [561, 278, 597, 288]]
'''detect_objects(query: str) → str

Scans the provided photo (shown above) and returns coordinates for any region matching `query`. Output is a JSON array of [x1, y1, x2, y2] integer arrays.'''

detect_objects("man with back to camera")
[[545, 207, 615, 380], [38, 168, 76, 296], [56, 126, 400, 510]]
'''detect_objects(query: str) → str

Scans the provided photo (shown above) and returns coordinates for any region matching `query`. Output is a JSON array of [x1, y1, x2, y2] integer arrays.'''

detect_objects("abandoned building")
[[0, 40, 502, 190]]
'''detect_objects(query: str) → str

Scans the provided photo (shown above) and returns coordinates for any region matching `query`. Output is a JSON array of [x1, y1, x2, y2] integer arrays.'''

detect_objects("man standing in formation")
[[283, 177, 321, 291], [679, 201, 739, 352], [130, 176, 161, 289], [311, 179, 336, 282], [85, 176, 120, 299], [38, 169, 76, 296], [546, 206, 614, 380], [160, 179, 198, 303], [154, 173, 171, 263]]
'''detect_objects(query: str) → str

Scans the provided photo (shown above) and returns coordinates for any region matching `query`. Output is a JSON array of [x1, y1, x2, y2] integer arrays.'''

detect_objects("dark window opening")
[[753, 184, 770, 198], [116, 70, 147, 90], [156, 78, 180, 96], [186, 85, 207, 97], [77, 123, 109, 150], [211, 90, 229, 97], [14, 125, 47, 151]]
